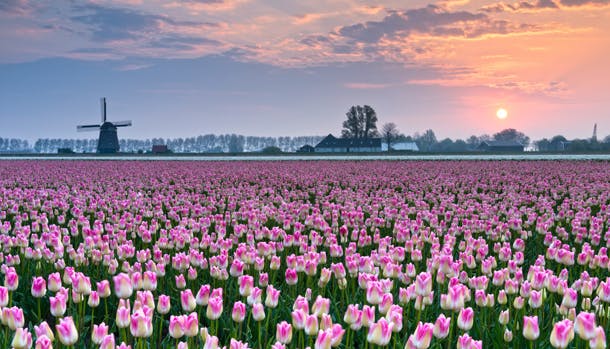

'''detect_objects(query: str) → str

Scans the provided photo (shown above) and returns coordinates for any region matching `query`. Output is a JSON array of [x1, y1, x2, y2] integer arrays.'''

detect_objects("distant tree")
[[415, 129, 438, 152], [341, 105, 379, 138], [452, 139, 468, 152], [362, 105, 379, 138], [261, 146, 282, 154], [381, 122, 400, 151], [550, 135, 568, 151], [535, 138, 551, 152], [228, 134, 245, 153], [493, 128, 530, 147]]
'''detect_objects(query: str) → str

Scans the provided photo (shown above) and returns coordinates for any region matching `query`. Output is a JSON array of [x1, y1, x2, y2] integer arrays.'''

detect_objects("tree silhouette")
[[341, 105, 379, 138], [381, 123, 400, 151]]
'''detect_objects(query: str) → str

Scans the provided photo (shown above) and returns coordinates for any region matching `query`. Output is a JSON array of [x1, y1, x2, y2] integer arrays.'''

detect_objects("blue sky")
[[1, 0, 609, 141]]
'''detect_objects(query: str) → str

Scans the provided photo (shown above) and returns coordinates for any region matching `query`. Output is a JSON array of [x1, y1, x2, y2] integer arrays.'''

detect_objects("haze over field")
[[1, 0, 609, 141]]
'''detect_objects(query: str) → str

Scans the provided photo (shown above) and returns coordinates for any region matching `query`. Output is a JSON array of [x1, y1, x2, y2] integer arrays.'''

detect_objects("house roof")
[[315, 134, 381, 148]]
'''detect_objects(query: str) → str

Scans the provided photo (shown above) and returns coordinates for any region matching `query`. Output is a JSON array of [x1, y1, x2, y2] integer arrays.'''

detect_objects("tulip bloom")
[[181, 289, 196, 312], [409, 322, 434, 349], [31, 277, 46, 298], [367, 318, 393, 346], [92, 323, 109, 344], [589, 326, 606, 349], [252, 302, 265, 321], [169, 316, 185, 339], [56, 317, 78, 346], [35, 335, 52, 349], [433, 314, 451, 339], [157, 294, 171, 314], [550, 319, 574, 349], [113, 273, 133, 299], [232, 301, 246, 323], [206, 296, 223, 320], [523, 316, 540, 341], [276, 321, 292, 344], [457, 307, 474, 331], [574, 312, 597, 340], [12, 327, 32, 349]]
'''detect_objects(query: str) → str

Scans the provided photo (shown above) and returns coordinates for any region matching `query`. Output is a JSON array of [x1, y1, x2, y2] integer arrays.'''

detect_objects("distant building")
[[382, 142, 419, 152], [152, 144, 170, 154], [297, 145, 315, 153], [315, 134, 382, 153], [477, 140, 524, 152]]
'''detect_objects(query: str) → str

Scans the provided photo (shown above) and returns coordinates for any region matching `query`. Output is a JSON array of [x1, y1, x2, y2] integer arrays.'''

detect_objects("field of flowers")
[[0, 160, 608, 349]]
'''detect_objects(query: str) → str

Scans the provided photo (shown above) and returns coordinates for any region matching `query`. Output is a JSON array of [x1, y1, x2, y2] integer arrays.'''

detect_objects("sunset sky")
[[1, 0, 609, 141]]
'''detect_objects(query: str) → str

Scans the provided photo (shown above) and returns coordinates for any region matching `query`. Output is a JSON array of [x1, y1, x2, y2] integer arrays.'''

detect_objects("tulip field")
[[1, 159, 609, 349]]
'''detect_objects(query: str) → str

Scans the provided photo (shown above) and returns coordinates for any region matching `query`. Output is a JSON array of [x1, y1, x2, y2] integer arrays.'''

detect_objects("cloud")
[[557, 0, 610, 6], [334, 5, 537, 44], [0, 0, 33, 15], [481, 0, 559, 12]]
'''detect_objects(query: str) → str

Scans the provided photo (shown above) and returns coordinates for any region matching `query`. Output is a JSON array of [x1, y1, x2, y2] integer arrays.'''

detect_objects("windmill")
[[77, 98, 132, 153]]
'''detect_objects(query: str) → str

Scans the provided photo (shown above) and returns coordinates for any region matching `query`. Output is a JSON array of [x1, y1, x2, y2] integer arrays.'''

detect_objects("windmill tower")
[[592, 123, 598, 142], [77, 98, 132, 153]]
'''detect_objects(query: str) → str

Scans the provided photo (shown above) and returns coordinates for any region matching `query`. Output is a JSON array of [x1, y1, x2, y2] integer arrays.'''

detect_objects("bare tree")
[[381, 122, 400, 151]]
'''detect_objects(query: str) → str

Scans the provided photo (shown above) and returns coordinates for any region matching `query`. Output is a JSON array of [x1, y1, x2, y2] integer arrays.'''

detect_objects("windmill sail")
[[101, 98, 107, 123], [77, 124, 101, 131], [113, 120, 132, 127]]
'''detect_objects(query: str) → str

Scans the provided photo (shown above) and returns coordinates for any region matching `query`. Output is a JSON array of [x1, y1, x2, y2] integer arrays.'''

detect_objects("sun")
[[496, 108, 508, 119]]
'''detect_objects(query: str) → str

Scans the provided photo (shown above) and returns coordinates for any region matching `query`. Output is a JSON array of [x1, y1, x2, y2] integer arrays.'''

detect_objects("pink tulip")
[[315, 329, 332, 349], [550, 319, 574, 348], [12, 327, 32, 349], [142, 271, 157, 290], [116, 303, 131, 329], [113, 273, 133, 299], [169, 315, 185, 339], [35, 335, 52, 349], [206, 296, 223, 320], [589, 326, 606, 349], [575, 312, 597, 340], [312, 296, 330, 317], [265, 285, 280, 308], [457, 307, 474, 331], [97, 280, 111, 298], [181, 289, 196, 312], [92, 323, 109, 344], [0, 286, 8, 307], [99, 334, 115, 349], [238, 275, 254, 297], [416, 272, 433, 297], [362, 305, 376, 328], [276, 321, 292, 344], [88, 290, 100, 307], [367, 318, 393, 346], [291, 309, 306, 330], [252, 302, 266, 321], [31, 276, 46, 298], [433, 314, 451, 339], [5, 306, 25, 330], [183, 312, 199, 337], [5, 269, 19, 291], [523, 316, 540, 341], [196, 285, 211, 306], [34, 321, 54, 341], [232, 301, 247, 323], [130, 309, 153, 338], [157, 294, 171, 314], [305, 314, 319, 336], [175, 274, 187, 289], [56, 316, 78, 346], [285, 268, 298, 285], [409, 322, 434, 349]]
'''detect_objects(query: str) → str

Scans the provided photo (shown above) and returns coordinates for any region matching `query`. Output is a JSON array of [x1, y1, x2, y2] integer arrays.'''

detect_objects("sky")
[[1, 0, 609, 142]]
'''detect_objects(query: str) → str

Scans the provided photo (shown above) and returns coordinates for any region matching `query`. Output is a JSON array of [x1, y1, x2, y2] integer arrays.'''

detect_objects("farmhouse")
[[381, 142, 419, 152], [477, 140, 524, 152], [315, 134, 382, 153]]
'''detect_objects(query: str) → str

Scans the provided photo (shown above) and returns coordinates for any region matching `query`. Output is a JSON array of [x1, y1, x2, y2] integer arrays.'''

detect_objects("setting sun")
[[496, 108, 508, 120]]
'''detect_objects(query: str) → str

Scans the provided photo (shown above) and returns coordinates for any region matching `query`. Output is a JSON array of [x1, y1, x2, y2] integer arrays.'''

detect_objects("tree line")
[[0, 135, 325, 154]]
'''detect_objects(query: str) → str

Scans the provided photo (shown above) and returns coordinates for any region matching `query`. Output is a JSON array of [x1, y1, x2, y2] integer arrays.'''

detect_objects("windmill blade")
[[114, 120, 132, 127], [100, 97, 107, 123], [77, 124, 100, 131]]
